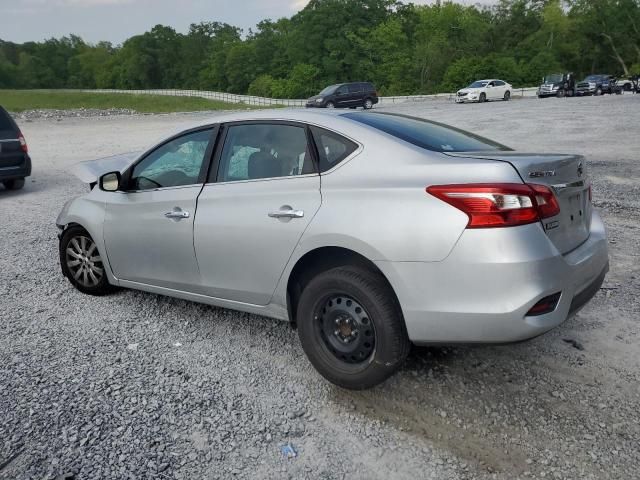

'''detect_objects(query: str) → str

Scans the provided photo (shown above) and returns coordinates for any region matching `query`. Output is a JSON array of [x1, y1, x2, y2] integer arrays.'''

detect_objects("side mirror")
[[100, 171, 121, 192]]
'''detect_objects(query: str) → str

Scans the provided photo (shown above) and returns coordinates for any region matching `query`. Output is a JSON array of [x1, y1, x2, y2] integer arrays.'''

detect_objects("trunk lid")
[[446, 152, 591, 254]]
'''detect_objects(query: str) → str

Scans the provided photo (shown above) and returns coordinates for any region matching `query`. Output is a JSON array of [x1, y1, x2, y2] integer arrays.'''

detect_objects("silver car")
[[57, 110, 609, 389]]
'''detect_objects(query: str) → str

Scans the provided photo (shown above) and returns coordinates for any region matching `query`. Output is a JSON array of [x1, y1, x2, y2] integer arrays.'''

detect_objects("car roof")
[[161, 109, 378, 144]]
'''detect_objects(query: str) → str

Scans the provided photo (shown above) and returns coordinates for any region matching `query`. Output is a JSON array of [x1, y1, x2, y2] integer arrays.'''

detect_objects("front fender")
[[56, 193, 118, 285]]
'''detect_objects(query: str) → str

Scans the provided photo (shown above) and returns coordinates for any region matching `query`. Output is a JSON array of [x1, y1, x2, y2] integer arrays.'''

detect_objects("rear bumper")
[[376, 210, 609, 344], [0, 154, 31, 180]]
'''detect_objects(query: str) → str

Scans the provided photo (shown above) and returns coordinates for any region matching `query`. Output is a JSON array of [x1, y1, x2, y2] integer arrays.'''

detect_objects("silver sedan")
[[57, 109, 609, 389]]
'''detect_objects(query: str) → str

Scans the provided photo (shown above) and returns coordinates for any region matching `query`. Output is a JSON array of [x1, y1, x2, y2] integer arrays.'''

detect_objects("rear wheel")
[[59, 226, 114, 296], [363, 98, 374, 109], [297, 266, 410, 390], [3, 178, 25, 190], [479, 93, 486, 103]]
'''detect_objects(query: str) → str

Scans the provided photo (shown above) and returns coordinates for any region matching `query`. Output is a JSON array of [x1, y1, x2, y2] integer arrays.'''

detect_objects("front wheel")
[[503, 91, 511, 101], [59, 226, 115, 296], [325, 101, 335, 109], [363, 98, 374, 109], [479, 93, 486, 103], [3, 178, 25, 190], [297, 266, 410, 390], [595, 88, 603, 96]]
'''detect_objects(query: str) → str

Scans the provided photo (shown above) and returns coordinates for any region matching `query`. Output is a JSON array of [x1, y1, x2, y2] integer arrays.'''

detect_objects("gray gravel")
[[11, 108, 138, 121], [1, 95, 639, 480]]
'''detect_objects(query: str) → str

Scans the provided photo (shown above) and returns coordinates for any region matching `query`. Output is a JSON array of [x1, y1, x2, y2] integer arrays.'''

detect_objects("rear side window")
[[348, 84, 363, 93], [0, 108, 16, 131], [343, 112, 510, 153], [310, 126, 358, 172]]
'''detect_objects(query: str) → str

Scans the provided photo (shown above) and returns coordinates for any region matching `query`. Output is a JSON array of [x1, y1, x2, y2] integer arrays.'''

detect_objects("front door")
[[103, 128, 214, 291], [194, 122, 321, 305]]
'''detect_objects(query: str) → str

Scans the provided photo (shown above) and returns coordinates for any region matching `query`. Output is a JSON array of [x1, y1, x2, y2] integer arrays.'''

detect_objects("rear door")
[[193, 122, 321, 305], [0, 108, 24, 172]]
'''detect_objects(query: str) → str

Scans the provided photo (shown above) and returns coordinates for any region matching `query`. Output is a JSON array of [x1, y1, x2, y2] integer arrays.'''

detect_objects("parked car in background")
[[616, 77, 634, 92], [0, 106, 31, 191], [56, 109, 608, 389], [306, 82, 378, 109], [456, 79, 512, 103], [576, 75, 616, 96], [538, 73, 576, 98]]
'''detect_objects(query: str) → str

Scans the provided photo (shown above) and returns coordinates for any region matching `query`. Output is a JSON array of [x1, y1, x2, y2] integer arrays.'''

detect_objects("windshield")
[[344, 112, 510, 153], [584, 75, 602, 82], [544, 74, 563, 83], [468, 81, 489, 88], [319, 85, 339, 95]]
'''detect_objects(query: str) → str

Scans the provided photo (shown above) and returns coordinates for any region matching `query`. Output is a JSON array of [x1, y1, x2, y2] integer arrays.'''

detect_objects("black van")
[[0, 106, 30, 190], [306, 82, 379, 109]]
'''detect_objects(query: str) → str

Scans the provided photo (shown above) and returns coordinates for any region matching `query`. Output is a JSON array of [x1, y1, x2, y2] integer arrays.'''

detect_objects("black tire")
[[595, 87, 603, 96], [556, 89, 565, 98], [297, 266, 410, 390], [59, 226, 115, 296], [363, 98, 374, 109], [325, 101, 335, 109], [479, 93, 486, 103], [3, 178, 25, 190], [503, 91, 511, 101]]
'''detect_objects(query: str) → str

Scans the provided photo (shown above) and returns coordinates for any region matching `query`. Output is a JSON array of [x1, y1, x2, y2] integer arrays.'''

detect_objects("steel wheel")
[[364, 98, 373, 109], [65, 235, 104, 288], [314, 294, 376, 365]]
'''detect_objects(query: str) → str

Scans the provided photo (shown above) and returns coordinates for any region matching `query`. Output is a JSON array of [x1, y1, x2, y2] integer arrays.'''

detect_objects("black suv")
[[0, 106, 30, 190], [306, 82, 379, 109]]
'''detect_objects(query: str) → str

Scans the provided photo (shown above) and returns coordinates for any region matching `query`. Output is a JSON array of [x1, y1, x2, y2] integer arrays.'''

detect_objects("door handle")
[[164, 210, 190, 219], [268, 208, 304, 219]]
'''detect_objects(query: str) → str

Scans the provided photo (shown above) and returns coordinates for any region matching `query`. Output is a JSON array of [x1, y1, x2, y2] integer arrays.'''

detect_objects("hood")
[[458, 88, 482, 94], [307, 95, 324, 102], [70, 151, 140, 183]]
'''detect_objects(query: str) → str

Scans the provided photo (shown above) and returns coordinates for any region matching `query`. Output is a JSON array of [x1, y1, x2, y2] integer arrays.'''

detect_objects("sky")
[[0, 0, 497, 45]]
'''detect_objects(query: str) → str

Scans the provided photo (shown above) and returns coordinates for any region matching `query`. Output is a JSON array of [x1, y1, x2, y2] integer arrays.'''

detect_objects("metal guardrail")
[[85, 87, 540, 107]]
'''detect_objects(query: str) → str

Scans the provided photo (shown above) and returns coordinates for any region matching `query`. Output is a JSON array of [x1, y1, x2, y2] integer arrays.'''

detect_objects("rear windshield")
[[343, 112, 510, 153], [0, 107, 15, 131]]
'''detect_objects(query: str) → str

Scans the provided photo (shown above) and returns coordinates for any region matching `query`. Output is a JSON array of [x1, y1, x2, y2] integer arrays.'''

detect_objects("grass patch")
[[0, 89, 268, 113]]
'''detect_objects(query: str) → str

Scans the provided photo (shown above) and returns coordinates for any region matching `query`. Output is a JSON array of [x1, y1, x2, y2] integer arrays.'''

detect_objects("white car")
[[456, 79, 512, 103]]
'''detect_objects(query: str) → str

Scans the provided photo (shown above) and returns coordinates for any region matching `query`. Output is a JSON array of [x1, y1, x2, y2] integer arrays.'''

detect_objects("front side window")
[[130, 129, 212, 190], [348, 84, 363, 93], [310, 126, 358, 172], [217, 123, 314, 182]]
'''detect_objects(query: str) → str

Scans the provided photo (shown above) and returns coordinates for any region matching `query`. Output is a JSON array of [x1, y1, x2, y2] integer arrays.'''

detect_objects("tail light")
[[18, 132, 28, 153], [427, 183, 560, 228]]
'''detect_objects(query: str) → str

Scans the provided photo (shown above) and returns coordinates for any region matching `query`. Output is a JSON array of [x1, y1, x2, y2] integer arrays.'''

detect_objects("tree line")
[[1, 0, 639, 98]]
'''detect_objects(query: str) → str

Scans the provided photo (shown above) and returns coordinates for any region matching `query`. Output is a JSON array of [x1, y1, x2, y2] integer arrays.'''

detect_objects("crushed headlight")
[[315, 98, 323, 103]]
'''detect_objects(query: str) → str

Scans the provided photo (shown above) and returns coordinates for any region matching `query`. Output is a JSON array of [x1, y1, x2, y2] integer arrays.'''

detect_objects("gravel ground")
[[1, 96, 639, 480]]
